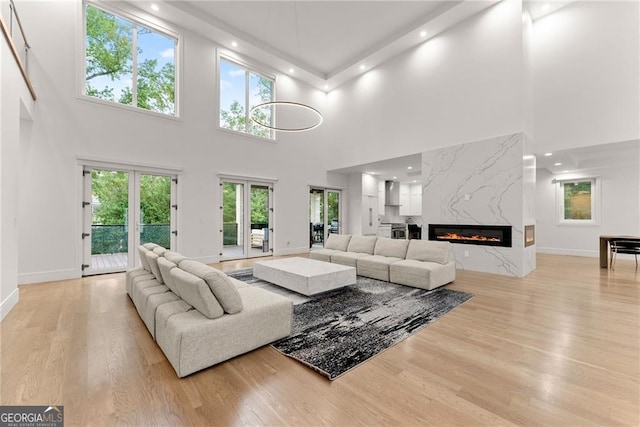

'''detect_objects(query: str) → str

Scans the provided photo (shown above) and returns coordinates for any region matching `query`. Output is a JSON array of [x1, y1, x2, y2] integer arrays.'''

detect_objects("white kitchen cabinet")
[[410, 183, 422, 216], [378, 181, 385, 216], [378, 224, 391, 238], [361, 195, 378, 235], [362, 174, 378, 197], [400, 183, 422, 216], [399, 184, 411, 216]]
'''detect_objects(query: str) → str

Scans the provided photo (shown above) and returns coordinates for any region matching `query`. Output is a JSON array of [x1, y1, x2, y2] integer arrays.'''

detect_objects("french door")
[[309, 187, 341, 248], [220, 179, 273, 260], [82, 166, 178, 276]]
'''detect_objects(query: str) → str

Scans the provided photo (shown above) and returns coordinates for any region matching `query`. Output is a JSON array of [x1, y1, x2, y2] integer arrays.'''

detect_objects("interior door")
[[82, 167, 177, 276]]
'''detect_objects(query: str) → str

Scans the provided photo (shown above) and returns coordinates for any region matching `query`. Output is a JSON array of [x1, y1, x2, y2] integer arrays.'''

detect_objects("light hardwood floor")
[[1, 254, 638, 426]]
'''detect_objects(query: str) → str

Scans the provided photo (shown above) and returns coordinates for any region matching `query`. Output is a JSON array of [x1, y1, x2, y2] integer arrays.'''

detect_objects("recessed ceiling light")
[[407, 166, 413, 170], [151, 4, 159, 11], [541, 3, 551, 12], [554, 162, 562, 166], [324, 84, 329, 90], [413, 180, 417, 183], [288, 68, 295, 73], [393, 176, 397, 180], [562, 170, 569, 173], [419, 30, 427, 38], [359, 64, 366, 71], [231, 41, 238, 48], [544, 152, 553, 156]]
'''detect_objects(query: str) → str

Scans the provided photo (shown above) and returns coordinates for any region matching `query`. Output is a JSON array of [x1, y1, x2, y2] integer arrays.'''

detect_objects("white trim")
[[77, 156, 182, 174], [274, 247, 309, 257], [18, 269, 80, 285], [0, 289, 19, 322], [536, 247, 598, 258], [217, 172, 278, 183]]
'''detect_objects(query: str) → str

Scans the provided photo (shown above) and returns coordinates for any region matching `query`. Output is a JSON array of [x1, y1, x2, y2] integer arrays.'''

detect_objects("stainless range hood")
[[384, 180, 400, 206]]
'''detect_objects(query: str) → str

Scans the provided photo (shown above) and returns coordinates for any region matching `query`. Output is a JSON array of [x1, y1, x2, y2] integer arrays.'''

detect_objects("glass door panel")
[[309, 189, 325, 248], [249, 184, 271, 257], [84, 168, 131, 275], [139, 173, 172, 249], [222, 181, 246, 259], [327, 190, 341, 237]]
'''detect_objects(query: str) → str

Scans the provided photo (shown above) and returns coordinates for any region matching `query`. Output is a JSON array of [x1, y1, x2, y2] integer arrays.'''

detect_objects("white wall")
[[15, 1, 338, 283], [325, 0, 525, 168], [536, 143, 640, 257], [1, 24, 35, 318], [533, 1, 640, 152]]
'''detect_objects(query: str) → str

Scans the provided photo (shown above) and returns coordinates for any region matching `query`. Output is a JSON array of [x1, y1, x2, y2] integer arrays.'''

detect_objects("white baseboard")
[[536, 247, 598, 258], [273, 247, 309, 256], [18, 268, 80, 285], [0, 288, 19, 322]]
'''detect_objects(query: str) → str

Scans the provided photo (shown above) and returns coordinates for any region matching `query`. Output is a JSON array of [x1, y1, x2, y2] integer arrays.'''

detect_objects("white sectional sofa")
[[126, 243, 293, 378], [309, 234, 456, 290]]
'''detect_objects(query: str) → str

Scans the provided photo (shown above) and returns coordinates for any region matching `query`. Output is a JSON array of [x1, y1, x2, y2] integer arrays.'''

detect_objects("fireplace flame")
[[437, 233, 500, 242]]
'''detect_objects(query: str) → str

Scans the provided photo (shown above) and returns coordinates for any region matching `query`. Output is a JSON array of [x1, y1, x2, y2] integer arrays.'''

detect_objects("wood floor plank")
[[1, 253, 639, 426]]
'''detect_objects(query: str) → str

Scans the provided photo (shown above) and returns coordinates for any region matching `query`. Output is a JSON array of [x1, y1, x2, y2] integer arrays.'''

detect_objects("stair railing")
[[1, 0, 36, 100]]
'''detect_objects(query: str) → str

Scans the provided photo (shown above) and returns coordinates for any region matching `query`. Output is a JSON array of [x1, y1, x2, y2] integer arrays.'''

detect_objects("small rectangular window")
[[219, 57, 274, 139], [558, 178, 598, 225], [84, 3, 177, 116]]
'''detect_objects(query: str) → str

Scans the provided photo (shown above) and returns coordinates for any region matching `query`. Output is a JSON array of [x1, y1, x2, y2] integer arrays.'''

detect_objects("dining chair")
[[610, 240, 640, 270]]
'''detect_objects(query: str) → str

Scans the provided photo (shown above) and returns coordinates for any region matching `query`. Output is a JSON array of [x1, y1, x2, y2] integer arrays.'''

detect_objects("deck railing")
[[91, 224, 170, 254], [1, 0, 36, 100]]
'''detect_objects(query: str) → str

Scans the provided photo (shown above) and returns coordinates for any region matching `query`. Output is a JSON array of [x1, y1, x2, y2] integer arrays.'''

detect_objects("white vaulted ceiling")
[[157, 0, 501, 90]]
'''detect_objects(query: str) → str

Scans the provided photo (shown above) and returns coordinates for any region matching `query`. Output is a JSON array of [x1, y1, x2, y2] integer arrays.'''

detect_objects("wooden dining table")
[[599, 235, 640, 268]]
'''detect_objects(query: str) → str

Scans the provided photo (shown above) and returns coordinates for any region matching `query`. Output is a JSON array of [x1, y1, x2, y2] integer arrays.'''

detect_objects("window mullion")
[[132, 24, 138, 108], [245, 70, 250, 133]]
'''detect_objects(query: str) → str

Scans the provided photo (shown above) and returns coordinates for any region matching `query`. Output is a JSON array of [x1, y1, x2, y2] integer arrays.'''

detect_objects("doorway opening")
[[82, 166, 178, 276], [221, 179, 273, 260], [309, 188, 341, 249]]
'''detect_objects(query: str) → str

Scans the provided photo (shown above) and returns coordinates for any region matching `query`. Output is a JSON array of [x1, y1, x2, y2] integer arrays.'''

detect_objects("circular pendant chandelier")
[[249, 101, 323, 132]]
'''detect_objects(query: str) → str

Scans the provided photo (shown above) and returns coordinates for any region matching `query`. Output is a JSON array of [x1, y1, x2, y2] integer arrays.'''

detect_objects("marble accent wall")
[[422, 133, 535, 277]]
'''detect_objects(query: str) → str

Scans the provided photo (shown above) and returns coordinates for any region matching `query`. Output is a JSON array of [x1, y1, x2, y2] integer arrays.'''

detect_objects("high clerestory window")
[[83, 2, 178, 116], [219, 57, 275, 139]]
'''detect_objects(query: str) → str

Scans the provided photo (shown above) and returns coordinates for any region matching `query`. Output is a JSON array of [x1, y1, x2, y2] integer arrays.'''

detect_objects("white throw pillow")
[[178, 260, 243, 314], [325, 234, 352, 251]]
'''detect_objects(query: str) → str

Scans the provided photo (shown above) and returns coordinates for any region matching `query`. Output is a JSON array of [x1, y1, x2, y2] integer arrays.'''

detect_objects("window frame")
[[80, 0, 182, 119], [217, 53, 276, 141], [556, 177, 600, 226]]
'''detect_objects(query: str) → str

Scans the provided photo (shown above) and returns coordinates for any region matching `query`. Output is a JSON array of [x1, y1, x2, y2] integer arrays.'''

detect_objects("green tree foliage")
[[327, 192, 339, 222], [220, 73, 273, 138], [222, 183, 269, 226], [92, 170, 129, 225], [92, 171, 170, 225], [85, 5, 175, 115]]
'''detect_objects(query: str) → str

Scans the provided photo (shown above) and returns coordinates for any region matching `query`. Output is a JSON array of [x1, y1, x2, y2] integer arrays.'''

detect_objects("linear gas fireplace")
[[428, 224, 512, 248]]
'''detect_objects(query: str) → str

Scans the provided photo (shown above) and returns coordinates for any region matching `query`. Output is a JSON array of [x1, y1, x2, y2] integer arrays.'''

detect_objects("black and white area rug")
[[228, 269, 473, 380]]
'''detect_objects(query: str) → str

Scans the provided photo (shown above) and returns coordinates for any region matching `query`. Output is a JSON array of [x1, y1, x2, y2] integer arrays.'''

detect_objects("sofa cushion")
[[157, 257, 180, 296], [164, 251, 188, 265], [374, 238, 410, 259], [331, 251, 370, 267], [145, 252, 164, 284], [405, 240, 452, 264], [138, 245, 152, 272], [143, 242, 159, 250], [153, 246, 167, 256], [356, 255, 403, 282], [347, 236, 377, 254], [325, 234, 352, 251], [309, 248, 340, 263], [178, 260, 243, 314], [170, 268, 224, 319], [389, 259, 456, 290]]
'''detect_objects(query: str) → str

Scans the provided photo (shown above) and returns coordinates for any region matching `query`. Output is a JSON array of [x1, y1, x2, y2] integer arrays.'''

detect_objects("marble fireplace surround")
[[422, 133, 536, 277]]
